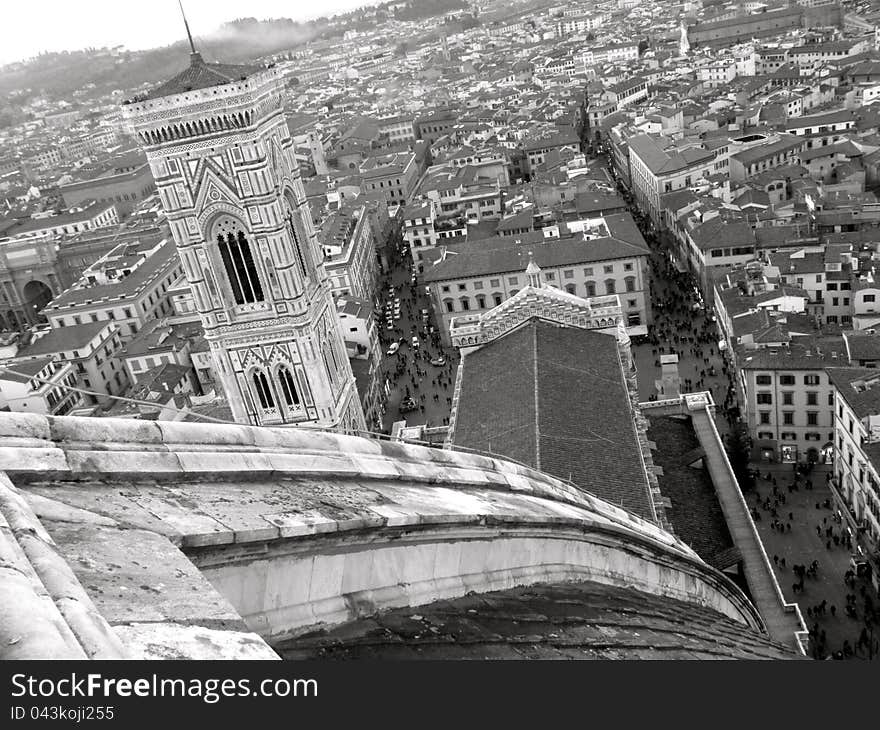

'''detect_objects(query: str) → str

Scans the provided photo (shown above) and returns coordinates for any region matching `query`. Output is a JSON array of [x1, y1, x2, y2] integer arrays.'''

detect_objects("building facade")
[[125, 50, 365, 431]]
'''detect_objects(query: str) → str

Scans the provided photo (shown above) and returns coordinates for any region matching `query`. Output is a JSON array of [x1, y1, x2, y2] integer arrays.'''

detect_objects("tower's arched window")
[[213, 217, 264, 304], [251, 370, 275, 410], [277, 366, 301, 409], [322, 345, 337, 389], [283, 191, 314, 281]]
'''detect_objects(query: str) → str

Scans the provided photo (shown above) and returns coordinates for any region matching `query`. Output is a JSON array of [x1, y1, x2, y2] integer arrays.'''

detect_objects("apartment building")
[[728, 134, 804, 182], [627, 133, 717, 223], [319, 203, 378, 301], [0, 202, 119, 242], [741, 340, 843, 463], [115, 318, 202, 389], [828, 368, 880, 551], [402, 200, 466, 267], [360, 151, 419, 207], [16, 320, 127, 406], [0, 356, 80, 416], [423, 213, 652, 344], [60, 151, 156, 217], [42, 237, 183, 339]]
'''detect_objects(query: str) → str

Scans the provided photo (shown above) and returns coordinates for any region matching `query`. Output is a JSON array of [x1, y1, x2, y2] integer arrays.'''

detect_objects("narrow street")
[[375, 238, 459, 434]]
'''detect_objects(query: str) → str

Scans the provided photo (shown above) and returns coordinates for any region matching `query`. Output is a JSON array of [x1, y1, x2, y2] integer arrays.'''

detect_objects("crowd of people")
[[375, 239, 458, 432], [751, 468, 879, 660], [628, 209, 742, 424]]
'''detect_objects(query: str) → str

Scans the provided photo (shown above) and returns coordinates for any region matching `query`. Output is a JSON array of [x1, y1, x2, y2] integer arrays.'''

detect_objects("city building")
[[627, 134, 717, 223], [42, 237, 182, 339], [359, 151, 419, 208], [741, 340, 844, 463], [59, 150, 156, 217], [16, 320, 128, 406], [125, 46, 365, 431], [827, 367, 880, 553], [319, 203, 378, 301], [0, 356, 80, 416], [423, 212, 652, 344]]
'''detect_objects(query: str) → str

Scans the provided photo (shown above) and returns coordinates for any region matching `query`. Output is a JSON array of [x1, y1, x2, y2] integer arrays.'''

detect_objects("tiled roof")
[[827, 366, 880, 419], [647, 414, 735, 564], [452, 320, 655, 521], [627, 134, 714, 175], [844, 333, 880, 362], [141, 53, 266, 101], [279, 581, 797, 660], [18, 321, 111, 357], [45, 239, 177, 310], [423, 213, 649, 282]]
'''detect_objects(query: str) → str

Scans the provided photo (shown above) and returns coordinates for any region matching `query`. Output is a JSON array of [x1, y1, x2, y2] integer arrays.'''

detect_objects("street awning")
[[626, 325, 648, 337]]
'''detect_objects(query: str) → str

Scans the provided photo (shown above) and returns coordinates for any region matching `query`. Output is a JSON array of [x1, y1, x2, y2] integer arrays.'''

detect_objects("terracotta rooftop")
[[140, 52, 266, 102]]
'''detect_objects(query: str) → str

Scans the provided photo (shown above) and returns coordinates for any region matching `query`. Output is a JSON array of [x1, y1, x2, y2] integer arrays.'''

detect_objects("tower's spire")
[[178, 0, 198, 56]]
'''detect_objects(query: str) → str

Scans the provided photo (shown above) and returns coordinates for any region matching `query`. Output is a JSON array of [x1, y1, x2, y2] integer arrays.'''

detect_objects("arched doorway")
[[22, 280, 53, 323]]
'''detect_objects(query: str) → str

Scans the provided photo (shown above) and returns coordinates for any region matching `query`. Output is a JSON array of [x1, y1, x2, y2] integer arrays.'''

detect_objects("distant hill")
[[0, 0, 471, 99], [0, 18, 333, 98]]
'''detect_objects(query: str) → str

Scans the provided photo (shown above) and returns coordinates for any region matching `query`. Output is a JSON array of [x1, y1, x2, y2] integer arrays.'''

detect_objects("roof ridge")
[[533, 322, 541, 472]]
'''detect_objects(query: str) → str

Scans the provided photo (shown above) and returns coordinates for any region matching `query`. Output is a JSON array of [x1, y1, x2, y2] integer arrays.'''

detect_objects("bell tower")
[[124, 46, 365, 432]]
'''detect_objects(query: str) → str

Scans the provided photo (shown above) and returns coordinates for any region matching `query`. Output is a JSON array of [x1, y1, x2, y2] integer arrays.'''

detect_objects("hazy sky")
[[1, 0, 377, 65]]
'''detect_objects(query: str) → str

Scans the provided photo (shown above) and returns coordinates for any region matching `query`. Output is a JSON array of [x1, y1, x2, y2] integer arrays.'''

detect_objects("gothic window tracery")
[[212, 216, 264, 304], [277, 365, 302, 412], [251, 369, 275, 410]]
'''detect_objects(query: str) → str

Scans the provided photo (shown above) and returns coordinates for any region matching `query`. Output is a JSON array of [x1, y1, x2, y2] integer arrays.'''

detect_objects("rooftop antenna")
[[178, 0, 198, 57]]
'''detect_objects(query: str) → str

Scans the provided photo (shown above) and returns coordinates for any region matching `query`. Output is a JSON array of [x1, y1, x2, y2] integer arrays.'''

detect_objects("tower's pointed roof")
[[141, 52, 267, 101]]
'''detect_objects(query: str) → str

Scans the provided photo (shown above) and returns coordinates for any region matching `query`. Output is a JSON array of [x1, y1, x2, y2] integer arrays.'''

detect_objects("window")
[[625, 276, 636, 292], [493, 293, 502, 306], [605, 279, 616, 295], [804, 374, 820, 385], [756, 374, 772, 385], [758, 431, 774, 439], [476, 295, 486, 309], [604, 265, 614, 274], [782, 392, 793, 406], [807, 412, 818, 426], [509, 276, 518, 286], [583, 267, 594, 276], [251, 370, 275, 410], [757, 393, 772, 405], [829, 393, 835, 406], [760, 412, 771, 424], [865, 294, 876, 303], [458, 283, 467, 291], [783, 412, 794, 425], [827, 283, 838, 291], [444, 299, 454, 313], [624, 262, 633, 271], [586, 282, 596, 297], [806, 392, 818, 406], [564, 269, 574, 279], [490, 279, 500, 287], [779, 375, 795, 385], [216, 222, 264, 305], [460, 298, 470, 311], [473, 281, 483, 290], [277, 366, 301, 411], [442, 285, 450, 293], [545, 272, 555, 281]]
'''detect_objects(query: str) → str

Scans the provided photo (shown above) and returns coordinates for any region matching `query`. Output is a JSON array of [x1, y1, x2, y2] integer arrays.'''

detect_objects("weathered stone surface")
[[45, 523, 245, 630], [0, 411, 797, 658], [114, 623, 278, 660]]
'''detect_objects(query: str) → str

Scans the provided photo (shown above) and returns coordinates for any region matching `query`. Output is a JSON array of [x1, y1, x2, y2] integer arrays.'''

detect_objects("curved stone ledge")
[[0, 411, 778, 659], [0, 413, 683, 557], [191, 521, 766, 644]]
